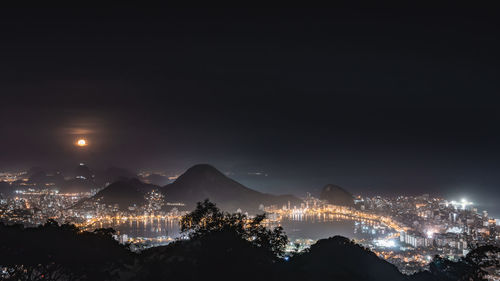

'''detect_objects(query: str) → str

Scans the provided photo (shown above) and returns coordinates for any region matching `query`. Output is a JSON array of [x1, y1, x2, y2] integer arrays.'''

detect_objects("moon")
[[76, 139, 88, 147]]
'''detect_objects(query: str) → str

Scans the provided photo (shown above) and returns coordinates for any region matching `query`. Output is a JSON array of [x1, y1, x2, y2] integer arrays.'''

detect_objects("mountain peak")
[[73, 178, 157, 210], [183, 164, 223, 176], [171, 164, 231, 187], [323, 184, 348, 193], [162, 164, 302, 213], [319, 184, 354, 207]]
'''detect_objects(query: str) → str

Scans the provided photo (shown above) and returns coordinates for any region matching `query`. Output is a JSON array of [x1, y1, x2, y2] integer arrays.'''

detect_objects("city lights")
[[374, 239, 396, 248], [1, 168, 499, 277]]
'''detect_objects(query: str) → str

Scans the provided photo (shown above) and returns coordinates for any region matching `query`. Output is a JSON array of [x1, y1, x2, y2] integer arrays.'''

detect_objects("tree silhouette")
[[0, 220, 132, 281], [428, 245, 500, 281], [283, 236, 407, 281], [2, 201, 496, 281], [180, 199, 288, 257], [133, 199, 288, 280]]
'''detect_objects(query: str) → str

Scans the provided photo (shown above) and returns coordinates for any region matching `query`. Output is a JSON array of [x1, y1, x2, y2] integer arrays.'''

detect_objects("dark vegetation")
[[0, 220, 131, 281], [1, 200, 498, 281]]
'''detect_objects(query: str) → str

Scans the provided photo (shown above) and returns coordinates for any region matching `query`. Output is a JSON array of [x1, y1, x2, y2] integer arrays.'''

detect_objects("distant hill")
[[74, 179, 157, 210], [67, 166, 138, 193], [72, 164, 93, 180], [25, 169, 66, 189], [59, 178, 96, 193], [284, 236, 406, 281], [161, 164, 302, 213], [94, 167, 137, 187], [319, 184, 354, 207], [11, 165, 139, 194]]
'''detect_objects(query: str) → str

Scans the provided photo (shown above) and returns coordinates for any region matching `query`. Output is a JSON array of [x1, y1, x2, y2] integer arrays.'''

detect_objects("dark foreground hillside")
[[1, 201, 498, 281], [283, 236, 405, 281]]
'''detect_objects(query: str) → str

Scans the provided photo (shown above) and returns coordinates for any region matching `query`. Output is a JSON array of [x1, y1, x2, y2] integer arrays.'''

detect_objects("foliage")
[[283, 236, 406, 281], [0, 220, 132, 281], [428, 245, 500, 281], [465, 245, 500, 269], [180, 199, 288, 257], [2, 202, 498, 281]]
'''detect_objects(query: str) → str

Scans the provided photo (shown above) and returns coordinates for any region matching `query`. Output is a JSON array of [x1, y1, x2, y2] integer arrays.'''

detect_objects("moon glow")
[[76, 139, 87, 147]]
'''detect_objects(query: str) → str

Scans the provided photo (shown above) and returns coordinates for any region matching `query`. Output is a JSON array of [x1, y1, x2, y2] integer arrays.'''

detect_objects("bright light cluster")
[[76, 139, 87, 147]]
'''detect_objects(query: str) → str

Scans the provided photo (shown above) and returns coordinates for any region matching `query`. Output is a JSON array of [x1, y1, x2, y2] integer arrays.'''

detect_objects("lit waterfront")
[[79, 212, 391, 242], [264, 204, 407, 240], [81, 215, 181, 239], [76, 205, 403, 251], [2, 187, 499, 275], [277, 214, 390, 241]]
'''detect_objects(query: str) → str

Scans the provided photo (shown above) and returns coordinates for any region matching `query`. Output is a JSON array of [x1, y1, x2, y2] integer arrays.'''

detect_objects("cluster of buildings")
[[0, 184, 188, 249], [1, 171, 499, 277], [0, 189, 91, 226], [0, 171, 27, 183], [264, 193, 499, 276], [350, 194, 499, 275]]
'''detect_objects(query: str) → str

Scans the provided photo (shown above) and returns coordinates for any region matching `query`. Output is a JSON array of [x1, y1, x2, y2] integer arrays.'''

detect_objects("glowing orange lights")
[[76, 139, 88, 147]]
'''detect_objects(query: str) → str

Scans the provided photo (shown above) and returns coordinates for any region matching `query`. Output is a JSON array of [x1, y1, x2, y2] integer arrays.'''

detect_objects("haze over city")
[[1, 7, 499, 281], [1, 7, 499, 216]]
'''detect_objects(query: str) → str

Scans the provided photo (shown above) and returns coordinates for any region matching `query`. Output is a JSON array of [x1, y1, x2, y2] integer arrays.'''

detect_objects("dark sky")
[[0, 8, 499, 214]]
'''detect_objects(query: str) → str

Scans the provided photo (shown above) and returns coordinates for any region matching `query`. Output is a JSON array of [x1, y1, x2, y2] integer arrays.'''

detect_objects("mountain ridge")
[[73, 178, 157, 210], [72, 164, 302, 213], [319, 184, 355, 207], [161, 164, 302, 213]]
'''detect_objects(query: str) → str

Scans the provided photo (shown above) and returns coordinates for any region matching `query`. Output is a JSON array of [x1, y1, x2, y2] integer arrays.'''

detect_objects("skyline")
[[2, 161, 495, 277], [1, 7, 499, 216]]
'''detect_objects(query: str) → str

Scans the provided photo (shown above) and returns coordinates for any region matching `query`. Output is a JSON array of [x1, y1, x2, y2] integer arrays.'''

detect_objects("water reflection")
[[95, 218, 181, 238], [274, 214, 391, 241], [94, 213, 391, 242]]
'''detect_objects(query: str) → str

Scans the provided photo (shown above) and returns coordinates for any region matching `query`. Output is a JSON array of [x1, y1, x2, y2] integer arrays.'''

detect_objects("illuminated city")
[[1, 167, 499, 277], [1, 6, 499, 281]]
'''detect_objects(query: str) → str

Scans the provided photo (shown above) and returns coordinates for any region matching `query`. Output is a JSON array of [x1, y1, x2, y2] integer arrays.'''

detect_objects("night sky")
[[1, 8, 499, 215]]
